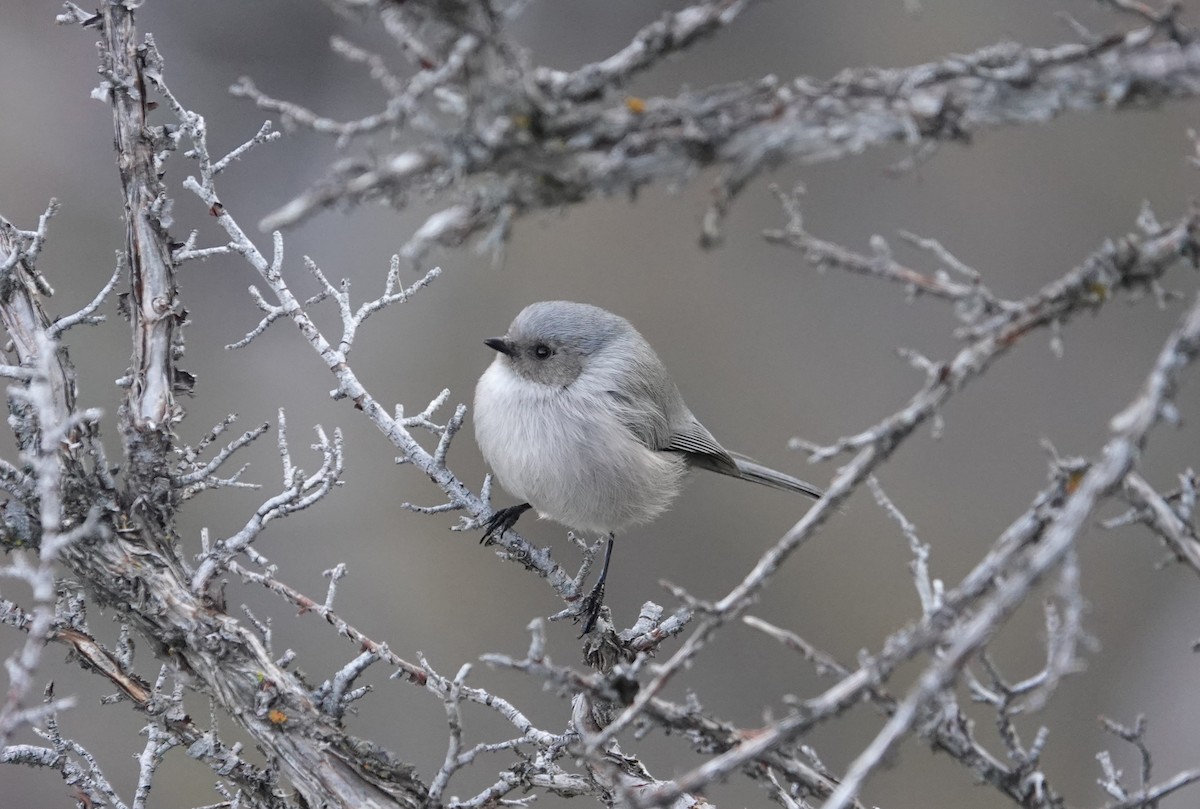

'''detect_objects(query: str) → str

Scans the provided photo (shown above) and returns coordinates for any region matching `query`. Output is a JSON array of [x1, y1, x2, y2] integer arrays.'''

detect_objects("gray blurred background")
[[3, 1, 1200, 807]]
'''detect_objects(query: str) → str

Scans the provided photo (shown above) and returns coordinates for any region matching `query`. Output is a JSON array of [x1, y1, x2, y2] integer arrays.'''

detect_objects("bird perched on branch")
[[474, 301, 822, 633]]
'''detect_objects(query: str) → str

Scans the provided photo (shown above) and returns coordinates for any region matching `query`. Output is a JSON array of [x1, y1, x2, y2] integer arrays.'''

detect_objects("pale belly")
[[474, 364, 686, 535]]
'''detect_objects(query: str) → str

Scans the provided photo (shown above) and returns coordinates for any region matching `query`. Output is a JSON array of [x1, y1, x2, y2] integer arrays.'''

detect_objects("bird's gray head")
[[485, 301, 633, 388]]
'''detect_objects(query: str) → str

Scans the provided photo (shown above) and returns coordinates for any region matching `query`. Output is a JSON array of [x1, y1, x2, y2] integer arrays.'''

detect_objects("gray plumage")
[[473, 301, 822, 537]]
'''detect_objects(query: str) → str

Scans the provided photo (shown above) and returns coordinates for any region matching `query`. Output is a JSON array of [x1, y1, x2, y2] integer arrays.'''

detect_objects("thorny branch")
[[165, 32, 674, 641], [228, 559, 426, 684], [0, 332, 100, 746], [173, 414, 270, 493], [6, 687, 129, 809], [4, 2, 1200, 809], [593, 200, 1200, 759], [0, 213, 282, 803], [822, 272, 1200, 808], [151, 34, 725, 809], [190, 409, 344, 593], [165, 7, 1200, 808], [230, 557, 596, 807], [1, 600, 282, 799], [482, 619, 850, 808], [43, 7, 676, 807], [610, 196, 1200, 806]]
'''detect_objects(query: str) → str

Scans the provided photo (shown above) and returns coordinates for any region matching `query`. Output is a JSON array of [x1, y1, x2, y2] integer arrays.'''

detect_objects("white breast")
[[473, 359, 686, 535]]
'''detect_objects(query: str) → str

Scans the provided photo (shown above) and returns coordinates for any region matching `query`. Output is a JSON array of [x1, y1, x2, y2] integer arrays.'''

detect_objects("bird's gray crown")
[[507, 301, 634, 355]]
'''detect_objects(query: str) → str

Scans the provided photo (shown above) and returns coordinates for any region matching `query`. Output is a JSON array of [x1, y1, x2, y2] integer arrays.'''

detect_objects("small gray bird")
[[474, 301, 822, 633]]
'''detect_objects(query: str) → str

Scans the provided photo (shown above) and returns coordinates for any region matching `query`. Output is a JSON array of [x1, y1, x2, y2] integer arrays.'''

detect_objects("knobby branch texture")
[[240, 0, 1200, 257], [0, 2, 1199, 809]]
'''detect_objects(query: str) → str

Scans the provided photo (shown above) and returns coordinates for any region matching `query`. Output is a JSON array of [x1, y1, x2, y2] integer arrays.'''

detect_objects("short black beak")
[[484, 337, 514, 356]]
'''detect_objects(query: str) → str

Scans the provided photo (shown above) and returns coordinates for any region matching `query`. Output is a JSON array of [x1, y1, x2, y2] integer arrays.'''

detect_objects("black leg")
[[480, 503, 532, 545], [579, 533, 615, 635]]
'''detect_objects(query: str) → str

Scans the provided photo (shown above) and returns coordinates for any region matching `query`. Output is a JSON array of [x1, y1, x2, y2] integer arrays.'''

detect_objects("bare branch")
[[1099, 770, 1200, 809], [25, 689, 129, 809], [868, 476, 941, 615], [228, 560, 426, 684], [800, 208, 1199, 462], [175, 417, 270, 491], [532, 1, 756, 101], [425, 663, 471, 806], [19, 6, 1200, 809], [191, 414, 343, 592], [317, 650, 378, 719], [820, 287, 1200, 809], [0, 331, 105, 743], [249, 12, 1200, 257], [47, 263, 122, 338], [171, 96, 586, 613], [1112, 471, 1200, 574], [211, 120, 281, 175], [585, 204, 1200, 776]]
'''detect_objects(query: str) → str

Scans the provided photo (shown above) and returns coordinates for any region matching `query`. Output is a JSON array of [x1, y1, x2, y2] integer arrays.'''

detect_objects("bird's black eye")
[[533, 343, 553, 360]]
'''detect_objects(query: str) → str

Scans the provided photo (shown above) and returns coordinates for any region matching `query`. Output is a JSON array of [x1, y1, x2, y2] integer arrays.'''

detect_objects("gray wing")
[[607, 363, 822, 498], [663, 418, 823, 499], [662, 419, 741, 477], [602, 336, 688, 451], [600, 342, 742, 475], [601, 335, 819, 497]]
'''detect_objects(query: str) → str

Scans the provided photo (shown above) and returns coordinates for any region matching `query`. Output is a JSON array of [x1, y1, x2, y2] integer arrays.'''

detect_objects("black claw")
[[480, 502, 532, 545], [577, 580, 606, 636], [576, 534, 615, 636]]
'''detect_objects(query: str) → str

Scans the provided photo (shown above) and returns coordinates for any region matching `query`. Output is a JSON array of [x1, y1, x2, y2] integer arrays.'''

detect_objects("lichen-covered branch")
[[241, 3, 1200, 257], [100, 5, 187, 526], [5, 4, 1199, 809], [820, 255, 1200, 809]]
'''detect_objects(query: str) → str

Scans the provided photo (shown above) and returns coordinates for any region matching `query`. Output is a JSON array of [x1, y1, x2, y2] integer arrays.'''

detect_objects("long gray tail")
[[733, 457, 823, 499]]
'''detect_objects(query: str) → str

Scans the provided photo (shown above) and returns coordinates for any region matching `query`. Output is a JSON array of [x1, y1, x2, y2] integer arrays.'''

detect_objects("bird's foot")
[[480, 503, 532, 545], [576, 579, 607, 636]]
